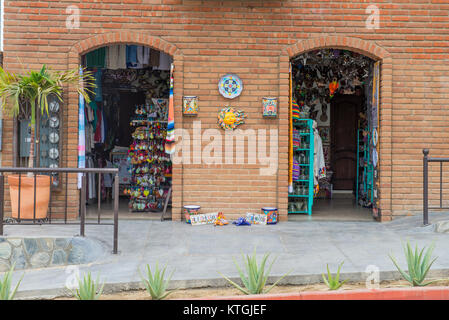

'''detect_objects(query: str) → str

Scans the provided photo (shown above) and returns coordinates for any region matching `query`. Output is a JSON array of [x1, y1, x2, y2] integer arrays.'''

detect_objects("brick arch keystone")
[[66, 31, 184, 221], [278, 36, 393, 221]]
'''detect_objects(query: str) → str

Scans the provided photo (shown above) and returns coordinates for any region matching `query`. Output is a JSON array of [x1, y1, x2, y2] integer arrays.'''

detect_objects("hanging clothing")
[[126, 45, 139, 68], [149, 49, 160, 67], [86, 156, 96, 200], [155, 51, 172, 70], [94, 69, 103, 101], [89, 101, 98, 130], [313, 121, 326, 186], [137, 46, 150, 66], [85, 47, 106, 68], [106, 45, 127, 69], [103, 160, 114, 188]]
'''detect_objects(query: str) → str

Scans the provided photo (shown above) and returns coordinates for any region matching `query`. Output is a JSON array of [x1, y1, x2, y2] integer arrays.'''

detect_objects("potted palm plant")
[[0, 65, 95, 220]]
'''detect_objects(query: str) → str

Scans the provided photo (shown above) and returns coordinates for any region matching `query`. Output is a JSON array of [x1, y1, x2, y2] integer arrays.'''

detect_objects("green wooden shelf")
[[289, 118, 314, 216]]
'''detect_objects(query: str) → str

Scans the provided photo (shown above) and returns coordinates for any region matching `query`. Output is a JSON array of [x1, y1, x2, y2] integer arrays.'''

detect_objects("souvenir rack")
[[288, 119, 315, 215], [356, 127, 374, 206]]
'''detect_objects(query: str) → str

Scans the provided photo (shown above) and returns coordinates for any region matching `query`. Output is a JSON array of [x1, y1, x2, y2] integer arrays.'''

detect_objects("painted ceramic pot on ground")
[[183, 205, 201, 224], [183, 96, 199, 116], [261, 207, 278, 224], [262, 97, 277, 117], [8, 174, 51, 220]]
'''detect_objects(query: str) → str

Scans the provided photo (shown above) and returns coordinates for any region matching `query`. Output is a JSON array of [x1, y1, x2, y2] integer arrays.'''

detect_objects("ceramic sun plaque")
[[217, 107, 247, 130], [218, 74, 243, 99], [183, 96, 198, 116], [262, 97, 277, 117]]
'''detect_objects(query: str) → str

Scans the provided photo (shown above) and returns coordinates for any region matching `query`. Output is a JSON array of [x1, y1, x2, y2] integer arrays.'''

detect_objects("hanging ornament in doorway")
[[329, 79, 339, 98]]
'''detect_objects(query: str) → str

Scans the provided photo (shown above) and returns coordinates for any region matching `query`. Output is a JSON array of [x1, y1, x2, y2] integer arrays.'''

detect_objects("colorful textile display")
[[217, 107, 247, 130], [165, 63, 175, 154], [288, 63, 294, 194], [78, 67, 86, 189], [292, 100, 301, 121], [292, 159, 300, 181], [293, 129, 301, 148]]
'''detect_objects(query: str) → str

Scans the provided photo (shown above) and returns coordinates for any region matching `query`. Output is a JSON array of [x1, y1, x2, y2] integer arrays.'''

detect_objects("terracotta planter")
[[8, 174, 50, 220]]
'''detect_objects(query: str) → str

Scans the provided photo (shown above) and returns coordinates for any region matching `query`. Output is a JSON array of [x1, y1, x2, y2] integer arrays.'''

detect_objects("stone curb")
[[13, 268, 449, 300]]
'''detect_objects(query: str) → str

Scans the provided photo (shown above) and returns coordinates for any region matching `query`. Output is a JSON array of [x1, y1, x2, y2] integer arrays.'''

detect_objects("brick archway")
[[278, 36, 393, 221], [66, 31, 184, 221]]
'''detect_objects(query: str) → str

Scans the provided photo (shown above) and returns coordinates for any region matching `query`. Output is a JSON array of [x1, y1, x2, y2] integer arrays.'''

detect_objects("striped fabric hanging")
[[165, 63, 175, 154], [288, 63, 293, 194], [77, 67, 86, 189]]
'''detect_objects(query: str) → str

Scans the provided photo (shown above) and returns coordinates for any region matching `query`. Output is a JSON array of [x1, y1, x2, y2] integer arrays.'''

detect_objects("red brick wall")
[[3, 0, 449, 221]]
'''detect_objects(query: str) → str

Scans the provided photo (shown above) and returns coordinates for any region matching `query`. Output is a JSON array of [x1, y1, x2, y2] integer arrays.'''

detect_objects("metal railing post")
[[113, 173, 119, 254], [80, 173, 86, 237], [423, 149, 429, 226]]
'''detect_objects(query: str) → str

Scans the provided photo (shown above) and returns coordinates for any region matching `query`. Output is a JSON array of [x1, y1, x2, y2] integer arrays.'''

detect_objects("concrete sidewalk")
[[3, 212, 449, 299]]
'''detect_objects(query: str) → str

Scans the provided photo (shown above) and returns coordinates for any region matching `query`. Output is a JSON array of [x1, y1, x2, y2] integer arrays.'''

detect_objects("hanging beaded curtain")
[[165, 63, 175, 154], [288, 63, 293, 194], [78, 66, 86, 189]]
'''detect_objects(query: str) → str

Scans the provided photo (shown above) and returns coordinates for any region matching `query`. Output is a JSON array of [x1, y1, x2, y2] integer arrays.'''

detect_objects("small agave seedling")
[[140, 262, 176, 300], [219, 248, 292, 295], [322, 261, 347, 290], [68, 272, 105, 300]]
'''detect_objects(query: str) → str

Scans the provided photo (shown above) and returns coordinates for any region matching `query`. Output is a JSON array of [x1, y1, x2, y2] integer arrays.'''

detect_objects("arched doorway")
[[281, 37, 392, 221], [78, 44, 174, 218]]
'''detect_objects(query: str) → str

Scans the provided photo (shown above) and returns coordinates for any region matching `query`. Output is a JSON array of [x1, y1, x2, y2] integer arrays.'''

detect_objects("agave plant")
[[0, 264, 24, 300], [140, 262, 175, 300], [68, 272, 105, 300], [0, 65, 95, 171], [219, 249, 291, 295], [322, 261, 347, 290], [389, 240, 438, 286]]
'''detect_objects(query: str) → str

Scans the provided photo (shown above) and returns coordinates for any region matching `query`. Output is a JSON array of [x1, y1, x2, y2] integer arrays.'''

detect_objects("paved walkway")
[[3, 212, 449, 298]]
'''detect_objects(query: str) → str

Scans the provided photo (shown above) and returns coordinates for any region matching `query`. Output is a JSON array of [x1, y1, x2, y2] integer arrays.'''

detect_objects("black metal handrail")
[[422, 149, 449, 226], [0, 167, 119, 254]]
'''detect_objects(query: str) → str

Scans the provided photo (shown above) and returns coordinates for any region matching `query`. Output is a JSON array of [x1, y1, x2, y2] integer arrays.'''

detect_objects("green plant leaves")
[[0, 264, 23, 300], [389, 240, 438, 287], [322, 261, 347, 290], [67, 272, 104, 300], [140, 262, 175, 300], [220, 248, 292, 295]]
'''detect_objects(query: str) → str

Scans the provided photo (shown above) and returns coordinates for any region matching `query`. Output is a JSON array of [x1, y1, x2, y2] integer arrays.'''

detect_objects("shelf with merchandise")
[[289, 119, 315, 215]]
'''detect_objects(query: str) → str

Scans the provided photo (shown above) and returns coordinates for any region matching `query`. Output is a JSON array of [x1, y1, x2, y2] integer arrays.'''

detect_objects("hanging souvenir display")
[[291, 49, 372, 124], [124, 102, 172, 212], [372, 128, 378, 147], [218, 74, 243, 99], [262, 97, 277, 117], [217, 107, 247, 130], [165, 64, 175, 154], [329, 80, 339, 98], [183, 96, 199, 116]]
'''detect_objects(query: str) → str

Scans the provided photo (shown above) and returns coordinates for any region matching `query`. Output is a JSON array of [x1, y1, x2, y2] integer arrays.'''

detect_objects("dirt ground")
[[54, 279, 449, 300]]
